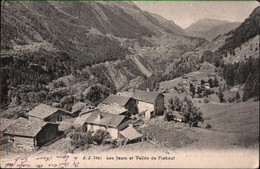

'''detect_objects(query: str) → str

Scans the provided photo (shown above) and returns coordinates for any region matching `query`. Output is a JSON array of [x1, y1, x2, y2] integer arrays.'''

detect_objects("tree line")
[[222, 57, 259, 101]]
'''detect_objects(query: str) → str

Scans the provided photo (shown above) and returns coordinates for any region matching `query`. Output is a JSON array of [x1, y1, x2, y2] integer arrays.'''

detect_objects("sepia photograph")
[[1, 0, 259, 168]]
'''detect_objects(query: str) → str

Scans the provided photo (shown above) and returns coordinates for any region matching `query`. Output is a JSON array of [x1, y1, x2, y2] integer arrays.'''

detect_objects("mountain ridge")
[[185, 18, 241, 41], [1, 1, 205, 109]]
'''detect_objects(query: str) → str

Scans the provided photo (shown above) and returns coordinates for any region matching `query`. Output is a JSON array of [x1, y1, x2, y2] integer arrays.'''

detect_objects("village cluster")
[[1, 89, 165, 150]]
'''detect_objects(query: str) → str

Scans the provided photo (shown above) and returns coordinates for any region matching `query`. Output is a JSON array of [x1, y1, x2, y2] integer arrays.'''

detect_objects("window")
[[57, 115, 62, 121], [10, 136, 14, 142]]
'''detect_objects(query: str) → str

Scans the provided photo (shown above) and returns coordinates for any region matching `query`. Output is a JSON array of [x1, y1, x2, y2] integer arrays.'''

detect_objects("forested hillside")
[[1, 1, 205, 113], [198, 6, 259, 102]]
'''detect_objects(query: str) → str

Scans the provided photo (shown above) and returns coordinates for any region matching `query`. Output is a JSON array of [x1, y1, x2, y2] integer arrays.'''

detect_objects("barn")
[[119, 125, 143, 143], [99, 94, 138, 116], [27, 104, 72, 122], [84, 110, 130, 139], [3, 117, 59, 147], [132, 90, 164, 119]]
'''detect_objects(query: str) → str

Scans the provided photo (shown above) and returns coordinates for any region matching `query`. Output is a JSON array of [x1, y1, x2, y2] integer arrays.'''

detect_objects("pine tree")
[[224, 65, 236, 87], [208, 78, 213, 88], [242, 73, 254, 101], [213, 77, 219, 87], [234, 63, 249, 84], [218, 88, 224, 103]]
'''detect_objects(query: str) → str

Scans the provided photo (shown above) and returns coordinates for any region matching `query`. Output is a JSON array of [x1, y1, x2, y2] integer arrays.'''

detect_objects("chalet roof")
[[71, 102, 86, 114], [3, 118, 54, 137], [117, 91, 133, 97], [1, 118, 16, 132], [97, 103, 127, 115], [73, 113, 93, 127], [119, 126, 142, 140], [85, 110, 125, 128], [101, 94, 131, 107], [59, 121, 73, 132], [27, 104, 58, 119], [80, 106, 98, 116], [132, 90, 162, 104], [27, 104, 70, 119]]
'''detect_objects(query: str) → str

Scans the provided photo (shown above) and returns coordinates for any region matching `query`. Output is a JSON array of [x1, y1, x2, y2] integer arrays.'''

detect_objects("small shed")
[[3, 118, 59, 147], [119, 125, 142, 143], [27, 104, 72, 122]]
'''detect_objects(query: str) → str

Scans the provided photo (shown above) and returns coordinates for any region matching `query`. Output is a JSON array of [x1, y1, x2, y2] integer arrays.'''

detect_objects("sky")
[[134, 1, 259, 29]]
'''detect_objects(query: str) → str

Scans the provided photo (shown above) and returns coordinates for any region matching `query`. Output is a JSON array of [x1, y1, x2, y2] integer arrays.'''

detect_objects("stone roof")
[[1, 118, 16, 132], [97, 103, 127, 115], [101, 94, 131, 107], [73, 113, 93, 127], [27, 104, 58, 119], [3, 117, 55, 137], [71, 102, 86, 114], [119, 126, 142, 140], [27, 104, 70, 119], [85, 110, 126, 128], [116, 91, 133, 97], [59, 121, 73, 132], [132, 90, 162, 104]]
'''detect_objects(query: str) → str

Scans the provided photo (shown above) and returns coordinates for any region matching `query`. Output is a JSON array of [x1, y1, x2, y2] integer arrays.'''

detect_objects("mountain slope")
[[185, 18, 241, 41], [1, 1, 205, 110], [216, 6, 260, 55]]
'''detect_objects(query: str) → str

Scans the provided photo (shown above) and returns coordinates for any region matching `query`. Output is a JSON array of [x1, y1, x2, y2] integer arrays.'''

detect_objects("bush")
[[204, 98, 209, 103], [92, 129, 111, 145], [205, 123, 212, 129], [68, 128, 93, 150], [181, 97, 204, 127], [198, 93, 203, 98], [228, 97, 236, 103]]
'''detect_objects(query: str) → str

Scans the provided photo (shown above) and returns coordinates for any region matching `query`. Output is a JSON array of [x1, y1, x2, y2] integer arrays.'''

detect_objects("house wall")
[[86, 123, 119, 139], [10, 136, 35, 147], [154, 95, 164, 116], [107, 127, 118, 139], [36, 124, 58, 146], [136, 101, 154, 119]]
